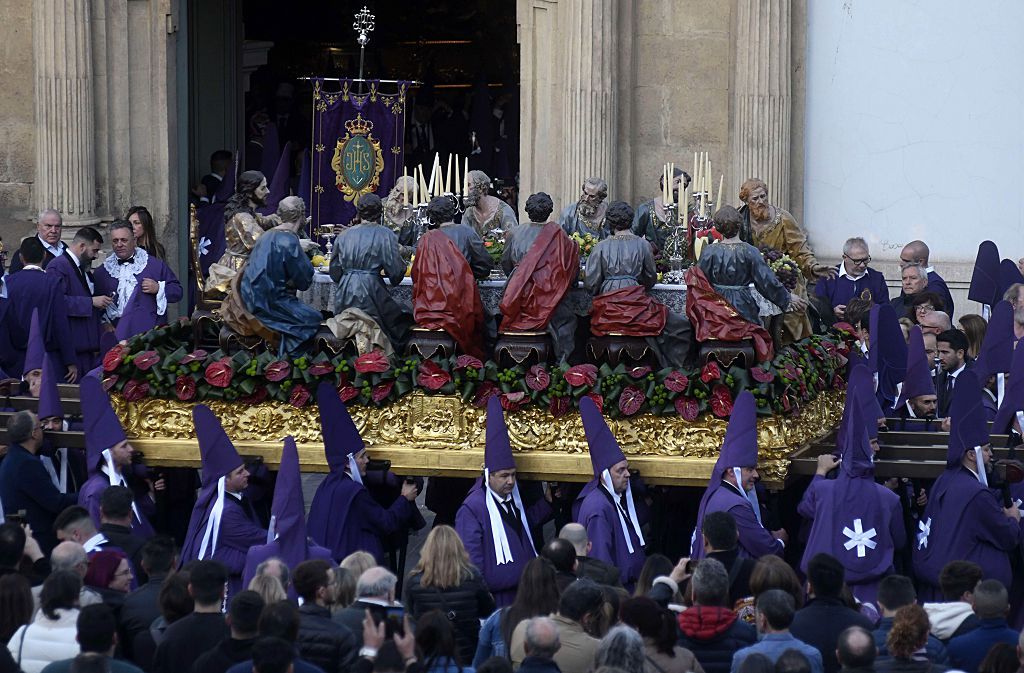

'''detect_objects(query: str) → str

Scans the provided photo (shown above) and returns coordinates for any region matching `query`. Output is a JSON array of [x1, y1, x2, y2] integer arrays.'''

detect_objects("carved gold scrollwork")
[[112, 390, 845, 487]]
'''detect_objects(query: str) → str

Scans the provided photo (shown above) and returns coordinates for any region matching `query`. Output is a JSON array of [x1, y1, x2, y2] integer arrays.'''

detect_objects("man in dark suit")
[[99, 486, 147, 583], [8, 208, 68, 273], [4, 237, 77, 379], [693, 511, 757, 605], [936, 329, 971, 418], [558, 522, 622, 587], [47, 226, 109, 373], [120, 535, 176, 661], [331, 565, 399, 648], [0, 411, 79, 553]]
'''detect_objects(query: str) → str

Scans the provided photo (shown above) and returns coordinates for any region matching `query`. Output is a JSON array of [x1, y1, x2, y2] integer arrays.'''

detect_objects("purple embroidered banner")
[[307, 78, 409, 230]]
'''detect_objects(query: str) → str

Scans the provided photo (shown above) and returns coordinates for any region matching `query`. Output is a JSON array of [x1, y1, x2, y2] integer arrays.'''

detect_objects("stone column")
[[731, 0, 792, 210], [33, 0, 98, 225], [560, 0, 618, 207]]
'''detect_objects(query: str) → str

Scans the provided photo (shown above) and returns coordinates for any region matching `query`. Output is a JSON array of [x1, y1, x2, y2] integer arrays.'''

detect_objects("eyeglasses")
[[114, 569, 133, 578], [915, 305, 935, 313], [843, 254, 871, 265]]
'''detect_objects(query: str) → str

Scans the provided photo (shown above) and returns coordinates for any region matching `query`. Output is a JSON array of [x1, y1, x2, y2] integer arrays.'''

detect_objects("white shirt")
[[38, 235, 65, 258], [82, 532, 107, 554], [837, 263, 867, 282]]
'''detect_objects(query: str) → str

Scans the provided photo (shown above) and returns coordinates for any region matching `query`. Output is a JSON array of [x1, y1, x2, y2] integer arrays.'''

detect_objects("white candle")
[[445, 154, 452, 194], [718, 174, 724, 208], [463, 157, 469, 196], [707, 163, 714, 204], [403, 167, 409, 205], [454, 155, 460, 198]]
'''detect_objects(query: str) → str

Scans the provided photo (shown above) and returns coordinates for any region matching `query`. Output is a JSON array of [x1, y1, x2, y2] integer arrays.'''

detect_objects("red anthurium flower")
[[354, 350, 390, 374], [700, 361, 721, 383], [288, 384, 311, 408], [204, 358, 234, 388], [626, 366, 651, 379], [526, 365, 550, 391], [454, 355, 483, 371], [102, 345, 127, 372], [122, 379, 150, 402], [417, 360, 452, 391], [564, 364, 598, 387], [337, 384, 360, 402], [179, 350, 208, 365], [750, 367, 774, 383], [371, 381, 394, 403], [472, 381, 500, 408], [674, 396, 699, 421], [264, 361, 291, 382], [174, 375, 196, 401], [308, 362, 335, 376], [709, 384, 734, 418], [664, 371, 689, 393], [549, 396, 571, 418], [133, 350, 161, 371], [618, 386, 646, 416], [584, 392, 604, 413]]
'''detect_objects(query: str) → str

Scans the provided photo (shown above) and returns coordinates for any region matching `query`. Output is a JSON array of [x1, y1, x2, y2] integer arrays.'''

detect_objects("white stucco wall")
[[803, 0, 1024, 270]]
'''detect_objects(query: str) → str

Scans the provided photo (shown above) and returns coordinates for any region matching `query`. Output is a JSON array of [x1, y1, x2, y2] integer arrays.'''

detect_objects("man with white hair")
[[1004, 283, 1024, 339], [253, 557, 290, 591], [518, 617, 562, 673], [9, 208, 67, 273], [919, 311, 952, 336], [330, 566, 399, 647], [38, 541, 103, 607], [815, 237, 890, 320], [892, 264, 931, 320]]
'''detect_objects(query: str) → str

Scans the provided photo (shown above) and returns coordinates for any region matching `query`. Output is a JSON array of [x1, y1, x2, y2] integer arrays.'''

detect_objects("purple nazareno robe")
[[242, 437, 332, 593], [575, 483, 646, 590], [455, 484, 551, 606], [93, 251, 183, 342], [213, 495, 269, 597], [799, 382, 905, 606], [4, 271, 75, 376], [913, 371, 1024, 599]]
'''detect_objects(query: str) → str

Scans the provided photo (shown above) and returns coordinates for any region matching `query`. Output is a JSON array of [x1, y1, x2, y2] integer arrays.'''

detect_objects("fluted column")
[[33, 0, 98, 225], [731, 0, 791, 210], [560, 0, 618, 206]]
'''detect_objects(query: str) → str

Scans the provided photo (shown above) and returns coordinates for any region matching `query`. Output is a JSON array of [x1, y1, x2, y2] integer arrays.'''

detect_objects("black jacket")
[[790, 598, 875, 673], [296, 603, 358, 673], [119, 575, 167, 661], [152, 612, 230, 673], [518, 656, 563, 673], [332, 600, 396, 649], [875, 659, 950, 673], [100, 523, 148, 584], [576, 555, 621, 587], [192, 637, 257, 673], [404, 568, 496, 664]]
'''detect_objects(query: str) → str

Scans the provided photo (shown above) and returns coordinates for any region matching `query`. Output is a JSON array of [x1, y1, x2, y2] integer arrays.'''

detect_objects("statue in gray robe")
[[461, 170, 519, 237], [559, 177, 610, 239], [329, 194, 413, 352]]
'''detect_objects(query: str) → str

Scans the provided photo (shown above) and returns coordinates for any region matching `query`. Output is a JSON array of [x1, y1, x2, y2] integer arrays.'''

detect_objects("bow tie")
[[117, 257, 135, 265]]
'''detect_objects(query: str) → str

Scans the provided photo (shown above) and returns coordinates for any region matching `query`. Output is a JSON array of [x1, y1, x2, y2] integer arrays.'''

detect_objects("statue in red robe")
[[499, 192, 579, 362], [412, 222, 486, 359]]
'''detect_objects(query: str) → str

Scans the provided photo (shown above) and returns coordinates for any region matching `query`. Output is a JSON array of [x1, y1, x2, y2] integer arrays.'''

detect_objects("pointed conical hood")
[[837, 365, 871, 450], [969, 240, 1001, 306], [999, 259, 1024, 300], [485, 396, 515, 473], [23, 309, 45, 375], [975, 301, 1015, 380], [192, 405, 243, 484], [316, 382, 364, 471], [81, 376, 128, 471], [580, 396, 626, 478], [37, 353, 64, 420], [993, 338, 1024, 435], [272, 436, 312, 572], [946, 370, 989, 468], [691, 391, 760, 558], [895, 326, 937, 410], [840, 383, 874, 478], [713, 391, 759, 482], [870, 303, 907, 407]]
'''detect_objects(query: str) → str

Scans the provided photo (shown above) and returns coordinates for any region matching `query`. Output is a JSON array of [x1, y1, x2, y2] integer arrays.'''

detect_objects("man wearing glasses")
[[814, 237, 890, 321], [9, 209, 67, 273]]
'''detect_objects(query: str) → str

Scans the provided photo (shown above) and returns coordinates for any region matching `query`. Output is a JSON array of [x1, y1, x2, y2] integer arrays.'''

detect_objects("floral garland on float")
[[102, 318, 855, 421]]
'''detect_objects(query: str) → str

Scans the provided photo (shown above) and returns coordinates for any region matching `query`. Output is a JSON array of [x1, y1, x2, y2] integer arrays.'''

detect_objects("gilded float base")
[[111, 390, 844, 488]]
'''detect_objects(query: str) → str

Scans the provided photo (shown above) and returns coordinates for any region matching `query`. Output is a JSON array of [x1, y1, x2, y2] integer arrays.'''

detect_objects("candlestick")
[[445, 154, 452, 194]]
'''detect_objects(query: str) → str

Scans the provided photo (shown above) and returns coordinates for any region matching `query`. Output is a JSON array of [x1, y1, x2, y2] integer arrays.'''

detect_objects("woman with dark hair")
[[977, 643, 1018, 673], [958, 314, 987, 360], [875, 605, 950, 673], [416, 609, 476, 673], [6, 571, 81, 673], [620, 596, 704, 673], [634, 554, 675, 599], [127, 205, 166, 260], [736, 556, 804, 623], [0, 574, 33, 644], [906, 291, 946, 324], [406, 526, 495, 664], [474, 557, 559, 666], [737, 653, 775, 673]]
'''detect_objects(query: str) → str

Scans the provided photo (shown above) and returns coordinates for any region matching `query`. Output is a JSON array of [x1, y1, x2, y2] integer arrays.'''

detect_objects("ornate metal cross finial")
[[353, 6, 375, 47]]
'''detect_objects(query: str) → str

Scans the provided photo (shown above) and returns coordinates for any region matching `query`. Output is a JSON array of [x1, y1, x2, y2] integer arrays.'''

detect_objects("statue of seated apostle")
[[498, 192, 579, 363], [221, 196, 322, 357]]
